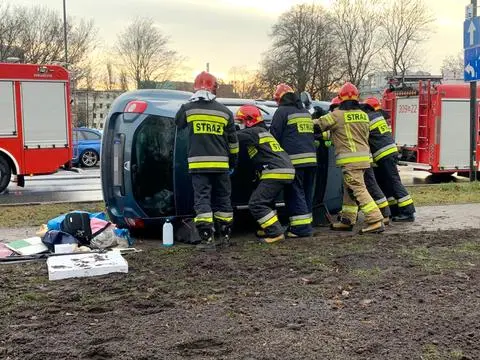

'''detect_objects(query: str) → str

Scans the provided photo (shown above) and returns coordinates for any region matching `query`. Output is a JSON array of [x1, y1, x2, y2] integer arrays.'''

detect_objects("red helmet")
[[193, 71, 218, 94], [364, 97, 381, 111], [331, 97, 341, 106], [235, 105, 263, 128], [338, 82, 359, 101], [274, 83, 294, 104]]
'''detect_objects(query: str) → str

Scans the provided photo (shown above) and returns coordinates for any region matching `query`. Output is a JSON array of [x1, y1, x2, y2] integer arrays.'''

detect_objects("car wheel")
[[0, 156, 11, 193], [80, 150, 99, 168]]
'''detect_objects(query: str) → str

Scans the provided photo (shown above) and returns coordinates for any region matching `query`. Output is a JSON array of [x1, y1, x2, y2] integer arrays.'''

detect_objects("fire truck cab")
[[382, 80, 480, 176], [0, 63, 73, 193]]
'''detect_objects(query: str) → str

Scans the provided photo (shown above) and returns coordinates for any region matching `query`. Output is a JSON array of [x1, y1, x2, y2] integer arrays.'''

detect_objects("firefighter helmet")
[[193, 71, 218, 94], [329, 96, 341, 111], [274, 83, 294, 104], [364, 97, 382, 111], [338, 82, 359, 101], [235, 105, 263, 128]]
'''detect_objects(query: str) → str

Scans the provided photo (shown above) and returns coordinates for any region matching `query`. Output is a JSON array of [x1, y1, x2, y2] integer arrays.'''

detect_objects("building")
[[73, 89, 125, 129]]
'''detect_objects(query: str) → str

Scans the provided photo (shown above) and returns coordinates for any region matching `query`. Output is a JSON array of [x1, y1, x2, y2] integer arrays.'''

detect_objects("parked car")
[[73, 127, 102, 167], [100, 89, 342, 231]]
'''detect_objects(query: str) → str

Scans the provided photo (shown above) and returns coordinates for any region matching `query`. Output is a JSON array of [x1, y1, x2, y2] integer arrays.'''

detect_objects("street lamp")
[[63, 0, 68, 66]]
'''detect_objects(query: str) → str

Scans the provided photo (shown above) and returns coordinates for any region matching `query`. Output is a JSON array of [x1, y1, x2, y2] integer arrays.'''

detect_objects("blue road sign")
[[464, 47, 480, 82], [464, 17, 480, 82], [464, 17, 480, 49]]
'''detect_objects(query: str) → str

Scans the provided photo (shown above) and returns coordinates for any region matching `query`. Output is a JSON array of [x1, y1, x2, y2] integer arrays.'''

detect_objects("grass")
[[0, 201, 106, 228], [409, 182, 480, 206], [1, 182, 480, 228]]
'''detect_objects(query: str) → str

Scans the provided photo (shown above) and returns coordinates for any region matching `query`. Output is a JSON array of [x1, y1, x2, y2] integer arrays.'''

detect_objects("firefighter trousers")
[[373, 155, 415, 217], [364, 167, 391, 219], [249, 179, 286, 237], [341, 168, 383, 225], [284, 167, 316, 237], [191, 173, 233, 232]]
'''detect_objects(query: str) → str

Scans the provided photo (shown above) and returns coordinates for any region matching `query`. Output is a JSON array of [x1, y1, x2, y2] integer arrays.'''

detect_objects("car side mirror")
[[300, 91, 313, 109]]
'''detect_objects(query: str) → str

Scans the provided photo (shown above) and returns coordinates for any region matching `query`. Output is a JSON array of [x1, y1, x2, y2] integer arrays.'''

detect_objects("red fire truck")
[[382, 80, 480, 177], [0, 63, 73, 193]]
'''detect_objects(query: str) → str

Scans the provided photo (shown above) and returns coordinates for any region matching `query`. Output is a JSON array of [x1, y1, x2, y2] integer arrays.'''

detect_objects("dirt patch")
[[1, 229, 480, 359]]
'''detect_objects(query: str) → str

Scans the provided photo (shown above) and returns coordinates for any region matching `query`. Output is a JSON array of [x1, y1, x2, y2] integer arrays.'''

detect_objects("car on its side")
[[100, 89, 342, 232], [73, 127, 102, 167]]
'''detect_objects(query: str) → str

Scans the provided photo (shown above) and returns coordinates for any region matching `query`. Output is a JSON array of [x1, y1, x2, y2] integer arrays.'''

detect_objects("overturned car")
[[101, 89, 342, 232]]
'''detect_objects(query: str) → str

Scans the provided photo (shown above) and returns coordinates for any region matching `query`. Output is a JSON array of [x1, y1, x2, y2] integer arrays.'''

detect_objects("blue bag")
[[41, 230, 78, 252]]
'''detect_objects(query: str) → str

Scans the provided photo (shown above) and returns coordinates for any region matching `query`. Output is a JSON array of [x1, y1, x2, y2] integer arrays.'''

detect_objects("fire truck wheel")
[[80, 150, 99, 168], [0, 156, 11, 193]]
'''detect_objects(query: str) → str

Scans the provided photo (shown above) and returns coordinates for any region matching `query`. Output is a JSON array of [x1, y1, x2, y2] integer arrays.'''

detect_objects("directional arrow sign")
[[464, 17, 480, 49], [464, 47, 480, 81]]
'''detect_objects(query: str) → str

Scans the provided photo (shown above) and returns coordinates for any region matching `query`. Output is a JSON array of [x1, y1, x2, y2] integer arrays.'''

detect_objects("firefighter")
[[270, 84, 317, 238], [327, 97, 391, 224], [314, 82, 385, 234], [175, 71, 239, 248], [363, 97, 415, 222], [235, 105, 295, 243]]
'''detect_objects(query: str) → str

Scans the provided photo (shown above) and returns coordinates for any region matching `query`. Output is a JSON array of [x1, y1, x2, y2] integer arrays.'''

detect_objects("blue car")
[[73, 127, 102, 167]]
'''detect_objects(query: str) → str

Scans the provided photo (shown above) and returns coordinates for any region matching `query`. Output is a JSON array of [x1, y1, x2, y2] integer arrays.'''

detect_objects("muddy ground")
[[1, 229, 480, 360]]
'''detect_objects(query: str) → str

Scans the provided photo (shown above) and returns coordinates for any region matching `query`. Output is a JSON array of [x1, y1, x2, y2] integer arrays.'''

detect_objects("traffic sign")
[[464, 47, 480, 82], [464, 17, 480, 49]]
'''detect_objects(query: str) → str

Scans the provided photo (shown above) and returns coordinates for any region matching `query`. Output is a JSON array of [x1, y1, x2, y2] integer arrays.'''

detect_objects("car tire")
[[0, 156, 11, 193], [80, 150, 99, 168]]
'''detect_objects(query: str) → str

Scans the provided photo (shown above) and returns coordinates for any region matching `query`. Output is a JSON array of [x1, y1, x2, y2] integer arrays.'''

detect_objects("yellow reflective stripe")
[[342, 205, 358, 213], [345, 124, 356, 152], [261, 173, 295, 180], [287, 117, 312, 125], [377, 201, 389, 209], [369, 119, 388, 131], [189, 162, 229, 169], [388, 198, 398, 206], [259, 136, 277, 144], [187, 114, 228, 126], [290, 218, 312, 226], [194, 217, 213, 223], [322, 131, 330, 140], [260, 215, 279, 229], [398, 199, 414, 207], [322, 114, 335, 125], [336, 156, 371, 165], [291, 157, 317, 165], [229, 147, 239, 154], [361, 201, 378, 214], [374, 147, 398, 162], [214, 215, 233, 222]]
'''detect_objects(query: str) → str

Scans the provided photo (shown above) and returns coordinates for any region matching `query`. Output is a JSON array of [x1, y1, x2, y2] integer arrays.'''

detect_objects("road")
[[1, 168, 102, 205], [0, 166, 469, 205]]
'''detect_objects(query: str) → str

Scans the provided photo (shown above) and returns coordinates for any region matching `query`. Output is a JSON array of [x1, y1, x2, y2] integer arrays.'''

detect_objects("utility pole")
[[470, 0, 478, 181], [63, 0, 68, 66], [206, 62, 210, 72]]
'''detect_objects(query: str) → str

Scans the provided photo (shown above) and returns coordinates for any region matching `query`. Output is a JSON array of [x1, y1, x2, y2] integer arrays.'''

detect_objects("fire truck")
[[0, 63, 73, 193], [382, 80, 480, 177]]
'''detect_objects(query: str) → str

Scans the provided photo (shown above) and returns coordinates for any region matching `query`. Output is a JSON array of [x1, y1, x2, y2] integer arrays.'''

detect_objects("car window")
[[81, 131, 101, 140]]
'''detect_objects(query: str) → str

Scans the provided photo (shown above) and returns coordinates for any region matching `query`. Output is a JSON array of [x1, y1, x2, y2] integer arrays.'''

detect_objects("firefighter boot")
[[258, 233, 285, 244], [217, 224, 232, 247], [196, 228, 216, 251], [383, 217, 390, 226], [359, 221, 385, 235], [330, 218, 354, 232], [392, 214, 415, 222]]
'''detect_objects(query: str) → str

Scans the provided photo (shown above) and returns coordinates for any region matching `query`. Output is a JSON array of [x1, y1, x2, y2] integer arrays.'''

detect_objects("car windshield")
[[131, 115, 175, 217]]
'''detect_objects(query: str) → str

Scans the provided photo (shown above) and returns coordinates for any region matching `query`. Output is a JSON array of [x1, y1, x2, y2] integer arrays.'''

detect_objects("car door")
[[72, 129, 81, 162]]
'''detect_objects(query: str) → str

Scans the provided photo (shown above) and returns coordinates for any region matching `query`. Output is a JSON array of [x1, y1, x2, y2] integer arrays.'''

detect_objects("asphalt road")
[[1, 168, 102, 205], [0, 166, 469, 205]]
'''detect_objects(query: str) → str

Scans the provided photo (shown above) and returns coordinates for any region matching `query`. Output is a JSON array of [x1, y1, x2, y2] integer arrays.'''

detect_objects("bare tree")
[[116, 18, 179, 89], [102, 62, 116, 90], [441, 52, 464, 80], [0, 4, 25, 61], [332, 0, 384, 87], [119, 70, 129, 91], [380, 0, 435, 77], [259, 4, 343, 99]]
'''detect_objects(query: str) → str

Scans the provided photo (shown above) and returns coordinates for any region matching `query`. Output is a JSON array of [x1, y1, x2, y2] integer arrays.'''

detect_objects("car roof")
[[110, 91, 276, 119]]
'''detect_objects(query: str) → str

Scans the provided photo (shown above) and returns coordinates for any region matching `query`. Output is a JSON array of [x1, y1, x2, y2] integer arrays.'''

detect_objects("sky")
[[8, 0, 467, 81]]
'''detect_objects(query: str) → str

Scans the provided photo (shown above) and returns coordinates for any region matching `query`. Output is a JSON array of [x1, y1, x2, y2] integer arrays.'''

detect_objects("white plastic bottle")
[[163, 219, 174, 247]]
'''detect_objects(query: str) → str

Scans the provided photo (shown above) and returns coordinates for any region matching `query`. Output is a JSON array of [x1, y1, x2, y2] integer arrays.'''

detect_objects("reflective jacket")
[[270, 93, 317, 168], [175, 95, 238, 173], [237, 125, 295, 182], [316, 108, 371, 169], [367, 111, 398, 162]]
